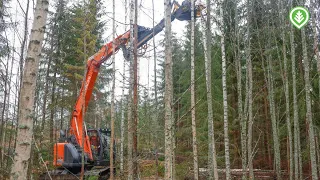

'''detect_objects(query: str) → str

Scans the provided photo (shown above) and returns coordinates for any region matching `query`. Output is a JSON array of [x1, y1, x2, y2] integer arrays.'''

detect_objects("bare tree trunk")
[[1, 31, 16, 175], [119, 1, 127, 175], [10, 0, 49, 179], [133, 0, 139, 178], [219, 0, 231, 179], [109, 0, 116, 178], [279, 1, 293, 178], [312, 6, 320, 173], [164, 0, 173, 179], [234, 2, 247, 178], [201, 1, 219, 179], [127, 0, 135, 179], [49, 60, 57, 162], [289, 3, 302, 179], [265, 38, 281, 180], [301, 27, 318, 180], [152, 0, 159, 179], [246, 0, 254, 178], [18, 0, 30, 92], [40, 27, 55, 147], [0, 40, 9, 169], [312, 0, 320, 105], [190, 1, 199, 179]]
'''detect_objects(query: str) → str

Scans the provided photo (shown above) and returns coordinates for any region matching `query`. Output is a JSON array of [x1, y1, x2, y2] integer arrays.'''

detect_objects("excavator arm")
[[64, 0, 205, 163]]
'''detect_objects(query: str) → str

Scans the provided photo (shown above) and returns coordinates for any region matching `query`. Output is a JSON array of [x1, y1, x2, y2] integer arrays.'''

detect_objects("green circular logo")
[[289, 6, 310, 29]]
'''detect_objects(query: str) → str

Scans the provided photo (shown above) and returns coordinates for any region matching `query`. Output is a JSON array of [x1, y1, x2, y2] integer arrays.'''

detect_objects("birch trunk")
[[266, 46, 281, 180], [132, 0, 139, 178], [152, 0, 160, 179], [127, 0, 135, 179], [219, 1, 230, 179], [10, 0, 49, 179], [246, 0, 254, 178], [109, 0, 116, 179], [301, 28, 318, 180], [120, 1, 127, 175], [289, 4, 302, 179], [234, 3, 247, 178], [164, 0, 173, 179], [190, 1, 199, 179], [312, 1, 320, 102], [201, 0, 219, 179], [279, 0, 293, 178]]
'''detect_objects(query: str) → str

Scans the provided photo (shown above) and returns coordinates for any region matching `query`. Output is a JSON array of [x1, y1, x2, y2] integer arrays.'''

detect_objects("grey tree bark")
[[219, 0, 230, 179], [289, 3, 302, 179], [201, 0, 219, 179], [234, 2, 247, 178], [246, 0, 254, 178], [164, 0, 173, 179], [265, 37, 281, 180], [10, 0, 49, 179], [119, 1, 127, 175], [152, 0, 160, 179], [279, 0, 293, 178], [127, 0, 135, 179], [109, 0, 116, 179], [190, 1, 199, 179], [301, 27, 318, 180]]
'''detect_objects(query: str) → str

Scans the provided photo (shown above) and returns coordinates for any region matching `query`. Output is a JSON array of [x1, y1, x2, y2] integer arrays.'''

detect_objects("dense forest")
[[0, 0, 320, 179]]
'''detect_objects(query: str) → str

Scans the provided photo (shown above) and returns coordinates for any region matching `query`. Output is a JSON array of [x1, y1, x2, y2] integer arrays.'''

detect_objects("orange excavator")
[[41, 1, 205, 179]]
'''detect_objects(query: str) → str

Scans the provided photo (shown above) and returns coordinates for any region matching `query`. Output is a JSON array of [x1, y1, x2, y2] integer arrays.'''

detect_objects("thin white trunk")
[[289, 4, 302, 179], [279, 1, 293, 178], [190, 1, 199, 179], [266, 48, 281, 180], [109, 0, 116, 179], [246, 0, 254, 178], [10, 0, 49, 179], [127, 0, 135, 179], [219, 1, 230, 179], [120, 2, 127, 174], [301, 28, 318, 180], [164, 0, 173, 179], [201, 0, 219, 179], [152, 1, 160, 179]]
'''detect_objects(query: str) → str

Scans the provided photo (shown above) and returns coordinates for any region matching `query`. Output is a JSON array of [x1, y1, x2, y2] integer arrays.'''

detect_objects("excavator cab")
[[87, 129, 115, 166]]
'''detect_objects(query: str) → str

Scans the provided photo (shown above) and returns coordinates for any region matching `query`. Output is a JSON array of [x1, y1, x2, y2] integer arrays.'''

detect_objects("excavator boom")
[[45, 2, 205, 179], [67, 1, 205, 162]]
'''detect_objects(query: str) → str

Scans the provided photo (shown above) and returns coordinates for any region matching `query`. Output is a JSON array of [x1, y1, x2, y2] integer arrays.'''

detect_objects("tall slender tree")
[[190, 1, 199, 179], [201, 0, 219, 179], [265, 30, 281, 179], [246, 0, 254, 178], [301, 26, 318, 180], [127, 0, 135, 179], [119, 0, 127, 175], [164, 0, 174, 179], [10, 0, 49, 179], [279, 0, 293, 178], [219, 0, 230, 178], [109, 0, 116, 179]]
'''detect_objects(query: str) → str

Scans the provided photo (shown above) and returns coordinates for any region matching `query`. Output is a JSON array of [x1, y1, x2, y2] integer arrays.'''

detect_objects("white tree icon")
[[294, 11, 304, 24]]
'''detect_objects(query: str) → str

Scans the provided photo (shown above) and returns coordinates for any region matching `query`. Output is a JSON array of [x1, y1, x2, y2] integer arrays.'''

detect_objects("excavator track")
[[39, 167, 110, 180]]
